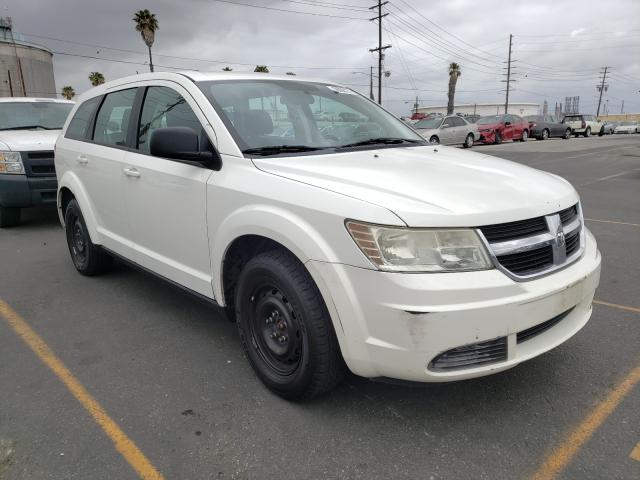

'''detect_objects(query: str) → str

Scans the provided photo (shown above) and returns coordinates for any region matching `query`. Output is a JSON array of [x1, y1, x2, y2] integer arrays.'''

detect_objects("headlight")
[[0, 151, 24, 174], [346, 221, 493, 272]]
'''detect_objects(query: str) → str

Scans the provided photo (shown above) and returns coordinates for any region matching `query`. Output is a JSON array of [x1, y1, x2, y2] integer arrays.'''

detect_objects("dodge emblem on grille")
[[555, 228, 566, 247]]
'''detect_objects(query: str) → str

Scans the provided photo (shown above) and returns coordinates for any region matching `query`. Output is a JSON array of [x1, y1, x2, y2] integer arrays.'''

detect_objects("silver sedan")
[[413, 115, 480, 148]]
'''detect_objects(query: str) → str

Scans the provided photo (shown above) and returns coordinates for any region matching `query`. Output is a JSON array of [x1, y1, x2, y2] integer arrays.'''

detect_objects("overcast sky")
[[4, 0, 639, 115]]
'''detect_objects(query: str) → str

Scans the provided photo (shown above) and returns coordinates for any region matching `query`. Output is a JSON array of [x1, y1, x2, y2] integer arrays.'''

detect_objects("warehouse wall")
[[0, 42, 56, 98]]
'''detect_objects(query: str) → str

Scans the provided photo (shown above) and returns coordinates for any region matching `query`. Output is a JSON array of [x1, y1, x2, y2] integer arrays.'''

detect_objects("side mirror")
[[150, 127, 222, 170]]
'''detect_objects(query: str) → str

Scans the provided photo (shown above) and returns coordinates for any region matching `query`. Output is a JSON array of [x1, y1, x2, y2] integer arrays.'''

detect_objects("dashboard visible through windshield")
[[197, 80, 425, 156]]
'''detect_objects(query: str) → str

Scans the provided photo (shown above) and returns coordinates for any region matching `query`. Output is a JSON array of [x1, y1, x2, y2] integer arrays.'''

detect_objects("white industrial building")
[[416, 102, 540, 117]]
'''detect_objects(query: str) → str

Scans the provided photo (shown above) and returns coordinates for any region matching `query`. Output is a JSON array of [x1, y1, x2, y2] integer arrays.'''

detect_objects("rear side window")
[[65, 97, 101, 140], [138, 86, 203, 153], [451, 117, 466, 127], [93, 88, 137, 147]]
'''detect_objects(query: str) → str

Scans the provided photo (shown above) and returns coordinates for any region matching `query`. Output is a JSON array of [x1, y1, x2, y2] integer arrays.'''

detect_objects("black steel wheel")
[[64, 199, 112, 276], [235, 249, 345, 400]]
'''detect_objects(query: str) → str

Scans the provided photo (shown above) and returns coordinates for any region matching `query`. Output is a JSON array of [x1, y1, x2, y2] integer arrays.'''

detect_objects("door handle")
[[123, 167, 141, 178], [77, 155, 88, 165]]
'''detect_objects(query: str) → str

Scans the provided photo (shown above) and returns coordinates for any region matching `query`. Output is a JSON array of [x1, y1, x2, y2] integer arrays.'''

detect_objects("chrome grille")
[[478, 203, 584, 280], [428, 337, 507, 371]]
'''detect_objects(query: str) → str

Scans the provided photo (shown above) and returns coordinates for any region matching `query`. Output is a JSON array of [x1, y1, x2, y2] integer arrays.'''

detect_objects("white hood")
[[0, 129, 61, 151], [252, 145, 579, 227]]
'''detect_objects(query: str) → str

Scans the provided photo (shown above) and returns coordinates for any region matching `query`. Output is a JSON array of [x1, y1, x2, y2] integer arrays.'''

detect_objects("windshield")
[[197, 80, 424, 154], [0, 102, 73, 130], [414, 118, 442, 129], [477, 115, 505, 125]]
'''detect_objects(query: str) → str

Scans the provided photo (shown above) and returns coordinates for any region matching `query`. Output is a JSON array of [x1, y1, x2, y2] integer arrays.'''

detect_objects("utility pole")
[[502, 34, 514, 114], [414, 95, 419, 115], [369, 1, 390, 105], [620, 100, 624, 114], [369, 66, 374, 101], [595, 66, 609, 117]]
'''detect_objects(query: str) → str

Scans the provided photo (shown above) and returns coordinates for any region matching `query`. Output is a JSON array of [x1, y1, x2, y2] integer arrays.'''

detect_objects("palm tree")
[[254, 65, 269, 73], [61, 86, 75, 100], [222, 66, 233, 71], [447, 62, 461, 115], [133, 9, 159, 73], [88, 72, 105, 87]]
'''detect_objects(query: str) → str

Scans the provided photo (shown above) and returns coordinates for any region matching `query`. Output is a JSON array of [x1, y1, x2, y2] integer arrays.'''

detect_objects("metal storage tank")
[[0, 17, 56, 98]]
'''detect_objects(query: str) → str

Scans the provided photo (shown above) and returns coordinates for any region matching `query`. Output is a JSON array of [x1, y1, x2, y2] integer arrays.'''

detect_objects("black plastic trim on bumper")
[[0, 174, 57, 207]]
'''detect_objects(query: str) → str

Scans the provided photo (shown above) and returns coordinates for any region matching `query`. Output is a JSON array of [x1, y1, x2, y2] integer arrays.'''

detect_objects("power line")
[[277, 0, 369, 11], [209, 0, 369, 19]]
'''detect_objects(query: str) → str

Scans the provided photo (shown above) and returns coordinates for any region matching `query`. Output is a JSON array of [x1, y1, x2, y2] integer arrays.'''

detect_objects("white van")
[[55, 72, 601, 400]]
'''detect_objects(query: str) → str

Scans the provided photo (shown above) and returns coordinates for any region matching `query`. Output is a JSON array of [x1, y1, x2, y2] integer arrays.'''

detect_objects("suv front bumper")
[[0, 174, 57, 207], [308, 228, 601, 382]]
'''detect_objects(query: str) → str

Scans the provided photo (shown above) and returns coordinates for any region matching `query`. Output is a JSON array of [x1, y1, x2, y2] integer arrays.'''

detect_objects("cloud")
[[3, 0, 639, 114]]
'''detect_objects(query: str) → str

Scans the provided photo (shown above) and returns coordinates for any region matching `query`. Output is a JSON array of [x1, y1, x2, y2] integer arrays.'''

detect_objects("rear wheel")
[[584, 127, 591, 137], [64, 199, 113, 276], [564, 128, 572, 139], [429, 135, 439, 144], [235, 249, 345, 400], [463, 133, 474, 148], [520, 129, 528, 142], [541, 129, 549, 140], [0, 206, 20, 228]]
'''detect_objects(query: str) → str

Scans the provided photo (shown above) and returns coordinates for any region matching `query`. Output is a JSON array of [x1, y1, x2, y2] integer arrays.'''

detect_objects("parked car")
[[601, 121, 616, 135], [413, 115, 479, 148], [524, 115, 572, 140], [562, 114, 604, 137], [0, 97, 74, 227], [56, 72, 601, 400], [477, 114, 530, 144], [614, 121, 639, 134]]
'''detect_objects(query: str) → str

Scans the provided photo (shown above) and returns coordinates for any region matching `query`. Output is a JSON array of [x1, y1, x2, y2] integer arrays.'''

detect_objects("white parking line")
[[580, 169, 639, 186]]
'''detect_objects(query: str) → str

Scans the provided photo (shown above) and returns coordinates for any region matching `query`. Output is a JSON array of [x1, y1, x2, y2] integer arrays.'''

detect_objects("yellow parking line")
[[593, 300, 640, 315], [0, 299, 164, 480], [630, 442, 640, 462], [585, 218, 640, 228], [531, 364, 640, 480]]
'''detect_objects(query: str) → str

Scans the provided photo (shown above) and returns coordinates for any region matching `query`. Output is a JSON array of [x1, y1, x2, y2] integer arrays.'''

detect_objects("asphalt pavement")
[[1, 134, 639, 480]]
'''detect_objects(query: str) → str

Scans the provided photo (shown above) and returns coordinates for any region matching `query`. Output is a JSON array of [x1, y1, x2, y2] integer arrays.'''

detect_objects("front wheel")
[[541, 129, 549, 140], [0, 206, 20, 228], [64, 199, 113, 275], [235, 249, 345, 400], [463, 133, 474, 148], [584, 127, 591, 137], [520, 130, 528, 142], [564, 128, 572, 139], [494, 132, 502, 144]]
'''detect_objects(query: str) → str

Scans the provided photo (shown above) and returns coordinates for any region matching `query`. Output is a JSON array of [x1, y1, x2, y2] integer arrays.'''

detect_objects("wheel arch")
[[57, 171, 102, 244]]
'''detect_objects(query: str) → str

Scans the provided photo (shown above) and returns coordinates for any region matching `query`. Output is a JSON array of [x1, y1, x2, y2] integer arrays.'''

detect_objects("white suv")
[[55, 72, 601, 400]]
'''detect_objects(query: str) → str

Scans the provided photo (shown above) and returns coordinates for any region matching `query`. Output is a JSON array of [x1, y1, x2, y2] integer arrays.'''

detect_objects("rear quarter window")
[[65, 97, 102, 140]]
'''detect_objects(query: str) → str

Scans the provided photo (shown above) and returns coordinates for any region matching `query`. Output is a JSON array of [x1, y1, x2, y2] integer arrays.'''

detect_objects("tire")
[[564, 128, 572, 139], [520, 129, 528, 142], [463, 133, 474, 148], [0, 206, 20, 228], [235, 249, 345, 400], [64, 199, 113, 276], [494, 132, 502, 144], [584, 127, 591, 138], [541, 129, 549, 140], [598, 127, 604, 137], [429, 135, 439, 144]]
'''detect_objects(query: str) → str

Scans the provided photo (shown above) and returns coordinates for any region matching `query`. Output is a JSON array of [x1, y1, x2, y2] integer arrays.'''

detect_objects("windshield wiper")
[[242, 145, 329, 156], [337, 137, 423, 148], [0, 125, 55, 131]]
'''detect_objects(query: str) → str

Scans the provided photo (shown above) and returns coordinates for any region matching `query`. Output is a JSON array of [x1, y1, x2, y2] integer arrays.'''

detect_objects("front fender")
[[57, 171, 102, 244], [210, 204, 348, 304]]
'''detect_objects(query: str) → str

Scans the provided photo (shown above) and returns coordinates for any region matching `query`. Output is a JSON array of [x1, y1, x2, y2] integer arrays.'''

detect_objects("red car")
[[477, 114, 530, 144]]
